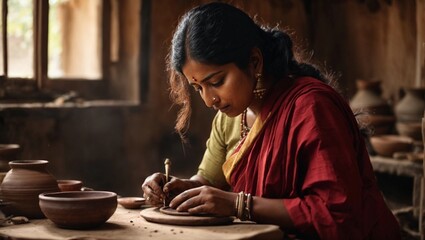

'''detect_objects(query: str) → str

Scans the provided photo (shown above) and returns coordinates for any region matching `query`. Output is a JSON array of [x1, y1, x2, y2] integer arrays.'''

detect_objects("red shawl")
[[222, 77, 400, 239]]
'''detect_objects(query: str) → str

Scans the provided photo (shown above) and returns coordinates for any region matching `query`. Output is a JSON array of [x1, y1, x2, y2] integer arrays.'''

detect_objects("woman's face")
[[182, 58, 255, 117]]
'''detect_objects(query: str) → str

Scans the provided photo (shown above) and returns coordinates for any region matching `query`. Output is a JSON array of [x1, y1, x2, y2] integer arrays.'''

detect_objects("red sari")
[[222, 77, 400, 239]]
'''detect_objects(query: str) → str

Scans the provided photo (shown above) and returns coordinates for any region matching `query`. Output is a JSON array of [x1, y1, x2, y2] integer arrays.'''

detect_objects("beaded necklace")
[[240, 109, 251, 139]]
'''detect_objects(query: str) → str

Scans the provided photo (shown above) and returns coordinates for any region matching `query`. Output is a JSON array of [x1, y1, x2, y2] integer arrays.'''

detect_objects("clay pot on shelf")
[[0, 160, 60, 219], [350, 79, 394, 135], [394, 87, 425, 123]]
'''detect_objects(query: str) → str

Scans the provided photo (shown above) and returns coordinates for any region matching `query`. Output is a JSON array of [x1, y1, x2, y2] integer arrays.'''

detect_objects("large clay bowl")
[[39, 191, 117, 229], [370, 135, 414, 157]]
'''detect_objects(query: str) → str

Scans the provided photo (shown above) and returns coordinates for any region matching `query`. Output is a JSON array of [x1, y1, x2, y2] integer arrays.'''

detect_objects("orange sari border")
[[222, 112, 271, 183]]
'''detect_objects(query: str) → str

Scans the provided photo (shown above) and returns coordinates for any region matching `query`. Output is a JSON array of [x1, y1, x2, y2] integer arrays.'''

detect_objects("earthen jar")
[[0, 144, 21, 172], [350, 79, 392, 115], [350, 79, 394, 134], [0, 160, 60, 219], [395, 88, 425, 122]]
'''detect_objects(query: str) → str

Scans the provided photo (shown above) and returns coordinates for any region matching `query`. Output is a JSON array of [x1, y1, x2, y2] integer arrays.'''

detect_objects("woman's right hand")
[[141, 172, 167, 206], [141, 173, 203, 206]]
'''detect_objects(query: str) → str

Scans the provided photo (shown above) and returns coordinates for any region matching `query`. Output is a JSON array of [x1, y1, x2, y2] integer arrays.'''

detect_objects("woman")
[[141, 2, 400, 239]]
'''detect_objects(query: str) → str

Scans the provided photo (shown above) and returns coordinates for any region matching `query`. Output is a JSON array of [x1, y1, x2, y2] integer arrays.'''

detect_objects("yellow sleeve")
[[197, 112, 241, 188]]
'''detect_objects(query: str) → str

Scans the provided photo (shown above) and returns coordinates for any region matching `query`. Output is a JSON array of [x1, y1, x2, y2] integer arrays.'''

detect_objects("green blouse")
[[197, 112, 242, 188]]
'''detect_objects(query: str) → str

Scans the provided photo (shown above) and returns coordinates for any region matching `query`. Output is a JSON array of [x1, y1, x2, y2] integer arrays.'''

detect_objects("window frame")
[[0, 0, 114, 101]]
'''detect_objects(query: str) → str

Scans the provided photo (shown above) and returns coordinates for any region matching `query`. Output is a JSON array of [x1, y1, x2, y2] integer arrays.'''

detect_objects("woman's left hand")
[[169, 185, 237, 217]]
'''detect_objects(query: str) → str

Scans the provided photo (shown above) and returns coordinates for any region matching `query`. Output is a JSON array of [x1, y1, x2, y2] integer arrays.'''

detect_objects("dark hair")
[[167, 2, 329, 137]]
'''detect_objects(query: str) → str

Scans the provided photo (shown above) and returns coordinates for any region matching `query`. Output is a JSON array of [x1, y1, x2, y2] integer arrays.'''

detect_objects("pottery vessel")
[[395, 88, 425, 122], [57, 180, 83, 192], [350, 79, 394, 134], [350, 79, 392, 115], [0, 144, 21, 172], [118, 197, 146, 209], [39, 191, 117, 229], [370, 135, 414, 157], [0, 160, 60, 218]]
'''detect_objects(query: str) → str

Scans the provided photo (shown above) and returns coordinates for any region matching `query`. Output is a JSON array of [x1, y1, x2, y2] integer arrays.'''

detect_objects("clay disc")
[[140, 207, 234, 226], [159, 206, 192, 216], [118, 197, 146, 209]]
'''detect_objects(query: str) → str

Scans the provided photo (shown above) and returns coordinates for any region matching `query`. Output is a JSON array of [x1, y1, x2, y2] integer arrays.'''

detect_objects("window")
[[0, 0, 131, 103]]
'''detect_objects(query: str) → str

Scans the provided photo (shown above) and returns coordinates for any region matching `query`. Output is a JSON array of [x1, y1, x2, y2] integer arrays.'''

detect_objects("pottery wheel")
[[140, 207, 234, 226]]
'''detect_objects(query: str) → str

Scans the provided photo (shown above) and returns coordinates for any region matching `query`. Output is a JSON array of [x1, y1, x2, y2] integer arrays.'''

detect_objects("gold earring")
[[253, 73, 266, 99]]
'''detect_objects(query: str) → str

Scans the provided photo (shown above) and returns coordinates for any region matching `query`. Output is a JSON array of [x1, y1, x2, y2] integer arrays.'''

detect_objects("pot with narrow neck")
[[0, 160, 60, 219], [395, 87, 425, 123], [350, 79, 394, 135]]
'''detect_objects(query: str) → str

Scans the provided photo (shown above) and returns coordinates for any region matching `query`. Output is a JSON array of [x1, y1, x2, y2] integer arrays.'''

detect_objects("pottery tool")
[[164, 158, 171, 183], [164, 158, 171, 206]]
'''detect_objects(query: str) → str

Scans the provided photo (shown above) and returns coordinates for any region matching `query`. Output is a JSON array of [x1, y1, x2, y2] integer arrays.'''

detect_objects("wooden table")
[[370, 155, 424, 237], [370, 155, 423, 214], [0, 206, 284, 240]]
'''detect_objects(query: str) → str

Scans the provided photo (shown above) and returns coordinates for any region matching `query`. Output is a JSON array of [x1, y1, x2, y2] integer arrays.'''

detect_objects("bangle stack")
[[234, 191, 253, 221]]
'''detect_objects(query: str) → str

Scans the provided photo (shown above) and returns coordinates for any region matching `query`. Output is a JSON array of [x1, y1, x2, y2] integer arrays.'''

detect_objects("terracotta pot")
[[350, 79, 392, 115], [0, 160, 60, 219], [395, 88, 425, 122], [0, 144, 21, 172], [350, 80, 395, 135]]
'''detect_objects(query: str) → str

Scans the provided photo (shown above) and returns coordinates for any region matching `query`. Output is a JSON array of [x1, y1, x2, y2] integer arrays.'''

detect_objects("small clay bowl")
[[57, 180, 83, 191], [370, 135, 414, 157], [39, 191, 117, 229], [117, 197, 146, 209]]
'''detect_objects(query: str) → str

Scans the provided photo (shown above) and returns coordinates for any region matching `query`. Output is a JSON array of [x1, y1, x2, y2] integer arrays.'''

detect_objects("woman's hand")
[[169, 185, 237, 217], [141, 172, 167, 206], [141, 173, 203, 206]]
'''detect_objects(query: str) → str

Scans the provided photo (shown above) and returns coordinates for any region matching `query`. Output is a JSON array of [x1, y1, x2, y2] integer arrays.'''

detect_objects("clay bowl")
[[39, 191, 117, 229], [370, 135, 414, 157], [118, 197, 145, 209], [57, 180, 83, 191]]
